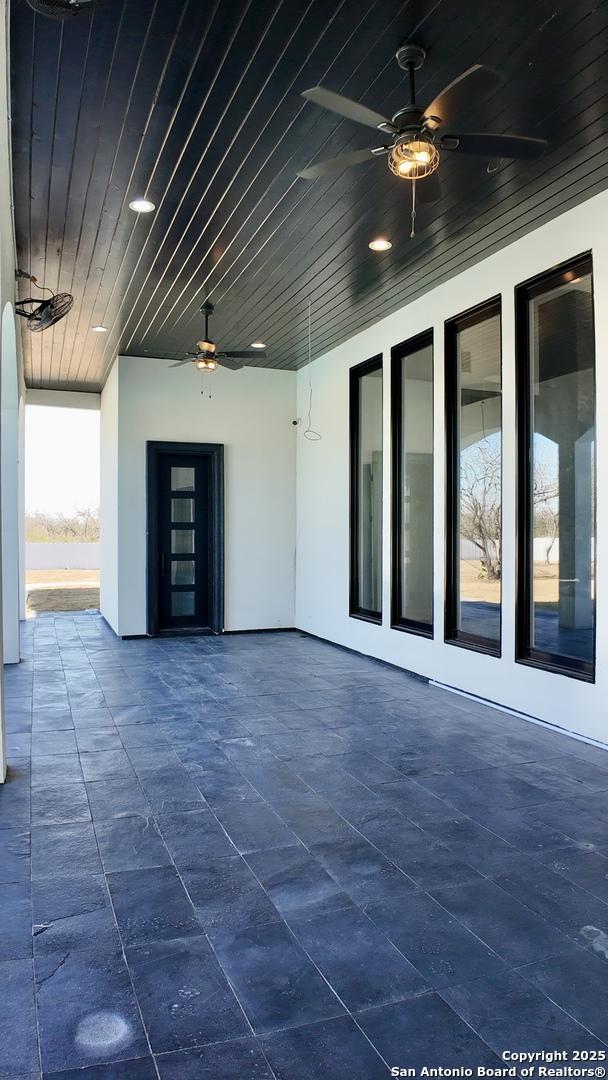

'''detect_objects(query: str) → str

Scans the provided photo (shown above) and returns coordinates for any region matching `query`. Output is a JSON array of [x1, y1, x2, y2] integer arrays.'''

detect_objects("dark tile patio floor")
[[2, 613, 608, 1077]]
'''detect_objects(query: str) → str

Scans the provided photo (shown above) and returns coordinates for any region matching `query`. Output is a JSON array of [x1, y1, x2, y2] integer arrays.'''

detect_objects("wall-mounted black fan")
[[297, 43, 547, 201], [15, 272, 74, 332], [171, 302, 266, 373], [25, 0, 104, 18]]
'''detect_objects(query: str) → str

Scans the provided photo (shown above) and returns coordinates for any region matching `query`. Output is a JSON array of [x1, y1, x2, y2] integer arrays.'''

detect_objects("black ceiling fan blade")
[[298, 146, 387, 180], [219, 357, 246, 371], [423, 64, 504, 128], [440, 132, 547, 159], [302, 87, 396, 133], [415, 170, 442, 205], [169, 359, 192, 368], [220, 350, 266, 359]]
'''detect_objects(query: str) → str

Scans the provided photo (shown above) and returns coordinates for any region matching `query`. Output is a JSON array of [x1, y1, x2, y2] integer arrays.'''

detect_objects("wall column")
[[1, 303, 20, 665]]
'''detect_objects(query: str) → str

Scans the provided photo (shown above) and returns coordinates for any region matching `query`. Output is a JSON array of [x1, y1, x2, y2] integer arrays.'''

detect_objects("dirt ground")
[[459, 560, 558, 604], [23, 564, 561, 615], [26, 569, 100, 587], [26, 569, 100, 615]]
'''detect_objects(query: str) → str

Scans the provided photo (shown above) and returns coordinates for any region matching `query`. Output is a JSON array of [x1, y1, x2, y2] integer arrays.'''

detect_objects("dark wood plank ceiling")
[[10, 0, 608, 390]]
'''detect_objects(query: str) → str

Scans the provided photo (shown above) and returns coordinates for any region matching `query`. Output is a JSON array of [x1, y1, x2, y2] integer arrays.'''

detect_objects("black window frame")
[[349, 354, 383, 624], [445, 296, 503, 657], [390, 328, 434, 638], [515, 252, 596, 682]]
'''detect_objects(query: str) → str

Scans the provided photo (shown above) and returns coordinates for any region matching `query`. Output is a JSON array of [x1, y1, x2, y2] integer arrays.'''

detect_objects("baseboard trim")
[[103, 617, 608, 753], [430, 679, 608, 754], [118, 625, 298, 640], [294, 628, 607, 752], [223, 626, 297, 635], [296, 628, 429, 683]]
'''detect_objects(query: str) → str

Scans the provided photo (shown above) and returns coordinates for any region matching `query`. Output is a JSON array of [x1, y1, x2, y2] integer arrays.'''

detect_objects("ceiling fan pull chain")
[[410, 179, 417, 238]]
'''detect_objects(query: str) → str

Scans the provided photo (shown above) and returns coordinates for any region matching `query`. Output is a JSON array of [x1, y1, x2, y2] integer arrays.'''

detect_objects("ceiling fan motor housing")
[[390, 103, 426, 134], [395, 43, 427, 71]]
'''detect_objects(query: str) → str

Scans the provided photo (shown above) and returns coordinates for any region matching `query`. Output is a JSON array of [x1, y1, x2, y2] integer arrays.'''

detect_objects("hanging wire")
[[410, 179, 417, 239], [16, 270, 53, 296], [303, 296, 322, 441]]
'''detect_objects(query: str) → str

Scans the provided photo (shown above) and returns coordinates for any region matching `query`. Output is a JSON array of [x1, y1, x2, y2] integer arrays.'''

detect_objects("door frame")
[[146, 441, 224, 636]]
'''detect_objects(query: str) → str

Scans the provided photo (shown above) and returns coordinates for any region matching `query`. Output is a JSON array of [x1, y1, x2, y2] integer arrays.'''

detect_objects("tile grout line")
[[13, 614, 608, 1075], [88, 631, 279, 1077], [73, 643, 163, 1080]]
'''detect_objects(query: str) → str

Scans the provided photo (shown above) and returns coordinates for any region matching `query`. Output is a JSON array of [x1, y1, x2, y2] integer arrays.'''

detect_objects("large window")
[[516, 254, 596, 680], [350, 356, 383, 621], [445, 299, 502, 653], [391, 331, 434, 635]]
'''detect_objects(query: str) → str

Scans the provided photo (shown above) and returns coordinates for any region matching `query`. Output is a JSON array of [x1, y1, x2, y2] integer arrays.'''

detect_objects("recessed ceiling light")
[[92, 325, 108, 333], [129, 198, 155, 213], [251, 341, 266, 349], [369, 238, 392, 252]]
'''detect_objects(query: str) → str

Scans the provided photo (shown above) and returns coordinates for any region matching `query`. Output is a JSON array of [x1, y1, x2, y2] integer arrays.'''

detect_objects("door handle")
[[161, 551, 166, 577]]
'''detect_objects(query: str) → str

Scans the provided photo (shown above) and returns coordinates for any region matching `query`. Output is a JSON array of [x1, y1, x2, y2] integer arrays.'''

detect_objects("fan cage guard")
[[25, 0, 102, 18], [18, 294, 74, 332], [388, 138, 440, 180]]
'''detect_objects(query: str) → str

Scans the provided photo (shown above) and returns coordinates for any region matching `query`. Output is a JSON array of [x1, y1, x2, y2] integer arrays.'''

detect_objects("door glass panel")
[[172, 591, 195, 616], [171, 560, 195, 585], [171, 467, 195, 492], [171, 529, 195, 554], [171, 498, 194, 523]]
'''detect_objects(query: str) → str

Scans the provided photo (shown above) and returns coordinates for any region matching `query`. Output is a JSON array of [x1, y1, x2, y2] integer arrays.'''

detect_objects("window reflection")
[[392, 334, 433, 632], [521, 261, 595, 673], [446, 302, 502, 650], [351, 359, 383, 619]]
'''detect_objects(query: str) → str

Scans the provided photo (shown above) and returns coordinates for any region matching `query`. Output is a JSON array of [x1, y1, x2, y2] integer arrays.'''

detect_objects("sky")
[[25, 405, 100, 517]]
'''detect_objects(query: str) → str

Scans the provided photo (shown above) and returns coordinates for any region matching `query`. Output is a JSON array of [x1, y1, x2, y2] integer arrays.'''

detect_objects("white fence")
[[460, 538, 559, 565], [460, 539, 500, 562], [26, 542, 100, 570]]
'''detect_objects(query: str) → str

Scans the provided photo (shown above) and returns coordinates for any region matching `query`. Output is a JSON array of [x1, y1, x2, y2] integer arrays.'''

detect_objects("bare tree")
[[532, 461, 559, 562], [75, 507, 100, 541], [460, 440, 502, 580], [460, 441, 559, 580]]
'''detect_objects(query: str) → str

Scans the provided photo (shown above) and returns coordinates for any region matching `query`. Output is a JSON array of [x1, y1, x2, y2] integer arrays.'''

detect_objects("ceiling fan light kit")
[[196, 356, 217, 371], [388, 138, 440, 180]]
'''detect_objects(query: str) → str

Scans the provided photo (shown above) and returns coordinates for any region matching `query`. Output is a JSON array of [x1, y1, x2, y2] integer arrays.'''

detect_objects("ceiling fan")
[[297, 43, 547, 216], [15, 271, 73, 332], [170, 302, 267, 373]]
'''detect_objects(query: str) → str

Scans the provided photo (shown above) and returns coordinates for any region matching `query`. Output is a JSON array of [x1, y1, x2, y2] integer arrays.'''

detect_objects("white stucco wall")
[[295, 190, 608, 745], [101, 355, 296, 637], [1, 302, 20, 665], [100, 360, 119, 634]]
